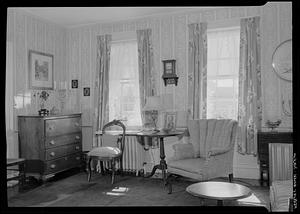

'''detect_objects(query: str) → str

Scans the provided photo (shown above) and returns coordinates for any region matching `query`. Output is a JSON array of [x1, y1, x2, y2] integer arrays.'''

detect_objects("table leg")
[[145, 137, 167, 185], [159, 137, 167, 185], [217, 200, 223, 206], [146, 165, 159, 178]]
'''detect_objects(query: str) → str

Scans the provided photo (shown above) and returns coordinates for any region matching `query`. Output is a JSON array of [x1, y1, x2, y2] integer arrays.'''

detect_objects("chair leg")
[[87, 157, 92, 182], [229, 173, 233, 183], [111, 160, 115, 185], [100, 161, 105, 175], [119, 159, 124, 176]]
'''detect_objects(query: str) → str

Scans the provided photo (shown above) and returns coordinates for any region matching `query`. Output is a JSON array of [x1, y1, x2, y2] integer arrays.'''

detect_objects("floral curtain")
[[136, 29, 157, 148], [237, 17, 262, 155], [93, 34, 112, 147], [188, 23, 207, 119], [136, 29, 156, 125]]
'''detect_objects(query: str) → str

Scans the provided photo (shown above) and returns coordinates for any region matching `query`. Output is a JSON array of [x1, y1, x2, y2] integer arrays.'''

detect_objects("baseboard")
[[234, 164, 260, 179]]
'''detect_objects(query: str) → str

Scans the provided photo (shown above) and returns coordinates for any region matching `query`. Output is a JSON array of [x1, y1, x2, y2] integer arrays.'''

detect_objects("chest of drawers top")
[[18, 114, 82, 136], [257, 131, 293, 143], [18, 113, 82, 119]]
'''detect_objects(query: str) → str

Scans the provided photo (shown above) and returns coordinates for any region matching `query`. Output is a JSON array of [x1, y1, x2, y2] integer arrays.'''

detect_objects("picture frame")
[[28, 50, 54, 90], [83, 87, 90, 96], [71, 79, 78, 88], [163, 112, 177, 131], [144, 110, 158, 130]]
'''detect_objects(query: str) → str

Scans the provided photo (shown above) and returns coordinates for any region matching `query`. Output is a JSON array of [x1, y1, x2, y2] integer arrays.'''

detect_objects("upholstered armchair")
[[269, 143, 293, 211], [166, 119, 238, 194]]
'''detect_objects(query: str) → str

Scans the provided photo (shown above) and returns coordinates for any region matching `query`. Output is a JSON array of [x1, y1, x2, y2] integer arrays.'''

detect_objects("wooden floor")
[[7, 169, 270, 209]]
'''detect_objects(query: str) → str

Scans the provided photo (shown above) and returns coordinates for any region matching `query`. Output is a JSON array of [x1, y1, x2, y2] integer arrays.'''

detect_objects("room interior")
[[5, 2, 294, 211]]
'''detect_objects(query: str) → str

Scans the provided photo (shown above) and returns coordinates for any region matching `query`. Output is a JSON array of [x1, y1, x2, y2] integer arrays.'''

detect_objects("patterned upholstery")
[[88, 147, 121, 158], [187, 119, 237, 158], [270, 180, 293, 211], [269, 143, 293, 212], [88, 134, 121, 157], [167, 119, 238, 182]]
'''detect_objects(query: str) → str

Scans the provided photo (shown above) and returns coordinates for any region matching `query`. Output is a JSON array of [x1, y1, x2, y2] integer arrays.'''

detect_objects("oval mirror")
[[272, 39, 292, 82]]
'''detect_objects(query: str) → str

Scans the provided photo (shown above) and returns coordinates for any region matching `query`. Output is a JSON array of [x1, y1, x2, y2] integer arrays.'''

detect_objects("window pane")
[[109, 40, 142, 128], [207, 27, 240, 120]]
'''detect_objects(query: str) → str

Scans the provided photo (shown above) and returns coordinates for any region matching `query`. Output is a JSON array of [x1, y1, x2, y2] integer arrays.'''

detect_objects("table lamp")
[[143, 96, 161, 131], [160, 93, 173, 111]]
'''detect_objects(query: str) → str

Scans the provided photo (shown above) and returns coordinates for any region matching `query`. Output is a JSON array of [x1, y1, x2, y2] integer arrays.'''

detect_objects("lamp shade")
[[160, 93, 173, 111], [143, 96, 161, 111]]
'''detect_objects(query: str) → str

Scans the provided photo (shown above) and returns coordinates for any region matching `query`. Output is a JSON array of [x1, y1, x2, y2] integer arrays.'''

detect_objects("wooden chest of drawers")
[[257, 131, 293, 186], [18, 114, 82, 181]]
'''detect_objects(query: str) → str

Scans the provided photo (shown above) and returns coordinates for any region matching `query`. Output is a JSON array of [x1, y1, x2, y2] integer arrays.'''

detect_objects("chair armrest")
[[207, 147, 232, 157], [206, 148, 233, 161], [169, 143, 195, 161]]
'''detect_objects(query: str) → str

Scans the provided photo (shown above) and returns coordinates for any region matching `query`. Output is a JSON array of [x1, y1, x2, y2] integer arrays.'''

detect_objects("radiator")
[[99, 136, 144, 176], [269, 143, 293, 183]]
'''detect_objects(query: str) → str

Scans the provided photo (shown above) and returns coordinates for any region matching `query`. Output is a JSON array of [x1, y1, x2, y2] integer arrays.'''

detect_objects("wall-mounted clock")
[[162, 59, 178, 86]]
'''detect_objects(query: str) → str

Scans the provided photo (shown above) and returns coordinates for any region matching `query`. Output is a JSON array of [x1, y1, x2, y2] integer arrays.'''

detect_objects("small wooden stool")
[[7, 158, 26, 192]]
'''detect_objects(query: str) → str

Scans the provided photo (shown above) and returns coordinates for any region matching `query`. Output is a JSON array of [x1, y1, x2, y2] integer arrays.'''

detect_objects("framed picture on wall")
[[163, 112, 177, 131], [83, 87, 90, 96], [71, 79, 78, 88], [28, 50, 54, 90]]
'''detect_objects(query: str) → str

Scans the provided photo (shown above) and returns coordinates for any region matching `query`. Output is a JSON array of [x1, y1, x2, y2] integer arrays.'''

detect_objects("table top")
[[95, 129, 185, 137], [186, 181, 252, 201]]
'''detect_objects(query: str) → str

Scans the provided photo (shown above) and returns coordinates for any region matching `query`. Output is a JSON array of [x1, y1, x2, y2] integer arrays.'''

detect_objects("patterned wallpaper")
[[6, 3, 292, 159], [6, 8, 67, 157], [65, 4, 292, 130]]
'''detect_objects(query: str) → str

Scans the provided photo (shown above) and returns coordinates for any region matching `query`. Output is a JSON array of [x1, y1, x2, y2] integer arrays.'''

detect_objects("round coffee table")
[[186, 181, 252, 206]]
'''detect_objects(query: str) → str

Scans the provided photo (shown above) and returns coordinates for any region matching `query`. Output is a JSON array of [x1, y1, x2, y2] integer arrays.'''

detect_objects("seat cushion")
[[172, 143, 194, 161], [88, 147, 121, 158], [270, 179, 293, 211]]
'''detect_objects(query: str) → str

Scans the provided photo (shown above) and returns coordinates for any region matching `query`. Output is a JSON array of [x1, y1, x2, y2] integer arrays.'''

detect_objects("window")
[[109, 39, 142, 129], [207, 26, 240, 120]]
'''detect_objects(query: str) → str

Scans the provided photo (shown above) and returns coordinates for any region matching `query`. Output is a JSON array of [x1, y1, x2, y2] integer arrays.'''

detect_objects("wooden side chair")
[[87, 120, 126, 184]]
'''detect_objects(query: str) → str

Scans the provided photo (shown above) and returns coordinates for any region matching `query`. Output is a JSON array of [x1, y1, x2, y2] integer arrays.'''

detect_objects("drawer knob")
[[74, 122, 79, 127], [50, 164, 56, 169], [75, 146, 80, 150], [50, 152, 55, 157], [48, 125, 54, 130], [76, 156, 80, 160], [50, 140, 55, 145], [75, 136, 80, 140]]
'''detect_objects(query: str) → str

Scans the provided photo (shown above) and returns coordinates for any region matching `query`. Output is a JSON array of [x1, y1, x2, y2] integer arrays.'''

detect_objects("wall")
[[6, 3, 292, 178], [6, 9, 67, 158], [64, 3, 292, 178]]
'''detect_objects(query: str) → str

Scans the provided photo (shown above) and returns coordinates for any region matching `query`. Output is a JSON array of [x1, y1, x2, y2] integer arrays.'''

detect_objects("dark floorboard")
[[7, 168, 270, 210]]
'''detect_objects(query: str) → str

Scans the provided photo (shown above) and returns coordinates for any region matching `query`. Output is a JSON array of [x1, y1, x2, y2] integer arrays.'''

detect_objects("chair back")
[[187, 119, 237, 158], [102, 120, 126, 153], [269, 143, 293, 183]]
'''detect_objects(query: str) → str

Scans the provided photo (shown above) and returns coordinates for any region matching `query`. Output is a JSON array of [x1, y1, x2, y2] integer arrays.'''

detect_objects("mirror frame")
[[271, 39, 292, 82]]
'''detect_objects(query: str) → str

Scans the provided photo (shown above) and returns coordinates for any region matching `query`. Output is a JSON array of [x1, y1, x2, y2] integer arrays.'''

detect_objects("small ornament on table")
[[38, 90, 50, 116], [265, 119, 281, 132]]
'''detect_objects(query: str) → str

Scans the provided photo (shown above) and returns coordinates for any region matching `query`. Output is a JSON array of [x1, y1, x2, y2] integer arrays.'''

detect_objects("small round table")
[[186, 181, 252, 206]]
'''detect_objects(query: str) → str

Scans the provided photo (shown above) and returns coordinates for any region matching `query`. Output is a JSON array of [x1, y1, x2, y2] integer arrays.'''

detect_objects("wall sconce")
[[162, 59, 178, 86]]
